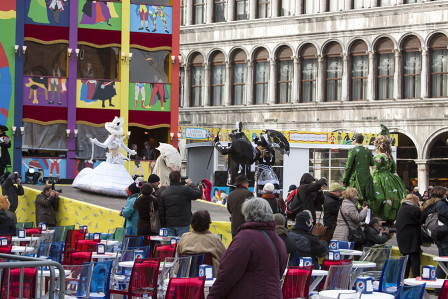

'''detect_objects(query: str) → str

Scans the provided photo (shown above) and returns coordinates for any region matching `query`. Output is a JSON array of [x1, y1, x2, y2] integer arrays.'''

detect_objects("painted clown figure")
[[151, 6, 169, 33], [137, 5, 150, 32]]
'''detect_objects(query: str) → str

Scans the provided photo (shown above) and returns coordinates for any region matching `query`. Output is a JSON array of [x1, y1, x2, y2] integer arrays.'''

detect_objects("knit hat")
[[127, 182, 141, 195], [140, 183, 153, 195], [0, 195, 10, 211], [329, 182, 343, 192], [288, 184, 297, 192], [147, 174, 160, 184], [263, 183, 275, 193], [295, 210, 313, 229]]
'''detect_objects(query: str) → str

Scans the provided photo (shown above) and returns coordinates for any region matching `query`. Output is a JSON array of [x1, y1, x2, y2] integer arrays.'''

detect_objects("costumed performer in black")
[[0, 125, 11, 176], [253, 135, 279, 197], [214, 123, 255, 189]]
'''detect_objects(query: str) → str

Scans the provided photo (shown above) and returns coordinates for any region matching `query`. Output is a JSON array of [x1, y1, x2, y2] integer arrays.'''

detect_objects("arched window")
[[190, 53, 204, 107], [254, 48, 270, 104], [258, 0, 270, 18], [325, 42, 343, 102], [376, 38, 395, 100], [350, 40, 368, 101], [328, 0, 343, 12], [354, 0, 370, 9], [379, 0, 394, 6], [402, 36, 421, 99], [300, 44, 317, 103], [277, 47, 293, 103], [232, 50, 247, 105], [430, 34, 448, 98], [211, 52, 226, 106], [303, 0, 318, 13]]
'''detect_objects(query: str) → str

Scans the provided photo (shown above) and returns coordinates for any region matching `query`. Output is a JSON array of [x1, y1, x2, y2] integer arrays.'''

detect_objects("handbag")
[[149, 200, 161, 234], [340, 207, 367, 245], [312, 212, 328, 242]]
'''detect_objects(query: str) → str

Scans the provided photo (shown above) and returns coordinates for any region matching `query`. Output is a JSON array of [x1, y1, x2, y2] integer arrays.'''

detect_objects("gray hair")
[[242, 197, 273, 223], [273, 213, 286, 226]]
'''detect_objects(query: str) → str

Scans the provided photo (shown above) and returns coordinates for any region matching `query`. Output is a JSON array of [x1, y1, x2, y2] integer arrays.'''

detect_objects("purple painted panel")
[[23, 75, 68, 107]]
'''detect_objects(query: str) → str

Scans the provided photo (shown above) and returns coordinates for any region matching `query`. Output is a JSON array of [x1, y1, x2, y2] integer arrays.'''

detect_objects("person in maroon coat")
[[208, 197, 288, 299]]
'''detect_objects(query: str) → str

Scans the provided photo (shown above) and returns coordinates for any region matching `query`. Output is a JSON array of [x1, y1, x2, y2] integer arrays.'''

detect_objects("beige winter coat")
[[333, 197, 367, 241], [176, 229, 227, 276]]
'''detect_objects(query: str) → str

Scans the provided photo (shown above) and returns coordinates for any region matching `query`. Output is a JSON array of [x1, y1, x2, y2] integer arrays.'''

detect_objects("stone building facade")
[[178, 0, 448, 192]]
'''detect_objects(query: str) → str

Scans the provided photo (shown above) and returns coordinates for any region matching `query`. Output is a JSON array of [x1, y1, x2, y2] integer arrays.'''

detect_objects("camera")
[[51, 181, 62, 194], [181, 176, 188, 185], [387, 227, 397, 233]]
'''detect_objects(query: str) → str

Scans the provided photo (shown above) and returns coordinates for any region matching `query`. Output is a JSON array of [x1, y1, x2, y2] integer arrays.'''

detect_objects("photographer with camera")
[[159, 171, 202, 236], [35, 185, 60, 227], [1, 172, 24, 223], [364, 217, 394, 247]]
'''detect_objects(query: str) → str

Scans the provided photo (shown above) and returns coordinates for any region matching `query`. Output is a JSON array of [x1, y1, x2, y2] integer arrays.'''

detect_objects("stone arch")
[[347, 37, 371, 54], [372, 35, 398, 51], [297, 41, 321, 57], [397, 33, 424, 50], [422, 127, 448, 160], [206, 48, 228, 64]]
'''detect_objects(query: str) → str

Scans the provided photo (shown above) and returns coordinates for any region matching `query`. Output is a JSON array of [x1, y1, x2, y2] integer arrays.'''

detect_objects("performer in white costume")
[[72, 117, 137, 197]]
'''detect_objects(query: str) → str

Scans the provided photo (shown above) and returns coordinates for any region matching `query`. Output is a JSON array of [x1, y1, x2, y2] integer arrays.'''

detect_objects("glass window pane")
[[129, 49, 170, 83], [354, 0, 370, 9], [76, 46, 119, 80], [236, 0, 248, 20], [24, 42, 68, 77], [329, 0, 343, 12], [281, 0, 291, 16], [215, 1, 226, 22]]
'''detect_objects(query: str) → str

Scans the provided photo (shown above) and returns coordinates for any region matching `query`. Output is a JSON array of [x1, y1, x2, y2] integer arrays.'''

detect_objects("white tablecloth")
[[11, 246, 34, 253], [339, 249, 363, 256], [319, 290, 394, 299], [352, 261, 376, 269], [404, 278, 446, 289], [91, 252, 118, 259]]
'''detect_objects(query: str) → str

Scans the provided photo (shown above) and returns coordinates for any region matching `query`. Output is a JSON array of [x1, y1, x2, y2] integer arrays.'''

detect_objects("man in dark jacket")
[[273, 213, 295, 257], [1, 172, 24, 223], [323, 182, 343, 242], [159, 170, 202, 236], [290, 210, 328, 268], [0, 125, 11, 176], [364, 217, 393, 247], [287, 173, 326, 222], [35, 185, 60, 227], [262, 183, 280, 214], [226, 175, 254, 237]]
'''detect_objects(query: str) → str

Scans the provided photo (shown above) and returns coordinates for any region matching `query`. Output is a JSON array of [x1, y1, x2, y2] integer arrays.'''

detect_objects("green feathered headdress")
[[379, 124, 390, 136]]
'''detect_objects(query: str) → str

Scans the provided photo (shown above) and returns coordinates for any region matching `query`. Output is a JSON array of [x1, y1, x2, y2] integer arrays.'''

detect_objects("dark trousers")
[[437, 246, 448, 279], [404, 252, 421, 278]]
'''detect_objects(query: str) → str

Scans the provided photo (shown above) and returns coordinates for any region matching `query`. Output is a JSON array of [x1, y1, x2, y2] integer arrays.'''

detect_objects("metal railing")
[[0, 254, 65, 299]]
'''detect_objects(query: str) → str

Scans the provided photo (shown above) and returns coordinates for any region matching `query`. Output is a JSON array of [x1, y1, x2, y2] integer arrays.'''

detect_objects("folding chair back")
[[324, 263, 353, 290], [0, 267, 37, 299], [180, 254, 205, 277], [154, 244, 177, 259], [165, 276, 205, 299], [282, 265, 313, 299], [439, 279, 448, 299], [378, 256, 407, 295], [397, 284, 426, 299]]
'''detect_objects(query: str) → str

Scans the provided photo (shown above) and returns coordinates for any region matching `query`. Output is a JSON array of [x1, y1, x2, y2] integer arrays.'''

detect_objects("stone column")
[[271, 0, 279, 17], [367, 51, 375, 101], [317, 55, 325, 102], [396, 0, 403, 5], [341, 53, 349, 101], [421, 47, 429, 99], [370, 0, 378, 7], [186, 0, 193, 25], [204, 63, 211, 106], [225, 61, 232, 105], [250, 0, 257, 19], [269, 58, 277, 104], [344, 0, 351, 10], [319, 0, 326, 12], [228, 0, 235, 21], [207, 0, 214, 23], [416, 160, 429, 193], [184, 64, 191, 107], [293, 56, 300, 102], [246, 60, 254, 104], [394, 49, 402, 100], [295, 0, 302, 15]]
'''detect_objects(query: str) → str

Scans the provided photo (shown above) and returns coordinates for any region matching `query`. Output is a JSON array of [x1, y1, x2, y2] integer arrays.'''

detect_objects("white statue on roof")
[[73, 117, 136, 197]]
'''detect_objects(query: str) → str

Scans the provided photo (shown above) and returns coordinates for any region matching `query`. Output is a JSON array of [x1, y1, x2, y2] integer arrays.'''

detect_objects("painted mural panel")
[[0, 2, 16, 172], [25, 0, 70, 26], [23, 76, 68, 107], [76, 79, 121, 109], [130, 4, 172, 34], [78, 0, 122, 31], [129, 82, 171, 111], [21, 157, 67, 180]]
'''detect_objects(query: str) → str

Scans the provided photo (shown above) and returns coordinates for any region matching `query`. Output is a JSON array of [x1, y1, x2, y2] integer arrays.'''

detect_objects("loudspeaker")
[[214, 171, 228, 186]]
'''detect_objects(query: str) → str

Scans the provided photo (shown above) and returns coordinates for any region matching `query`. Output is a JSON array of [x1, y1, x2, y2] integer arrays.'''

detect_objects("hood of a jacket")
[[300, 173, 315, 185], [422, 197, 441, 210], [275, 226, 288, 236]]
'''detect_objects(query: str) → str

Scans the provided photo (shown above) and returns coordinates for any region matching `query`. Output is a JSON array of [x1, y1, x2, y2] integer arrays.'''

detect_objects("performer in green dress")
[[28, 0, 50, 24], [341, 133, 375, 206], [372, 135, 407, 222]]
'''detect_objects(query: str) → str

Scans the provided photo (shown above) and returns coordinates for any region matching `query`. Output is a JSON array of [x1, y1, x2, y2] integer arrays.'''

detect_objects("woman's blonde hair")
[[0, 195, 10, 211], [342, 187, 358, 200], [401, 193, 419, 205], [258, 145, 272, 159], [374, 135, 392, 159]]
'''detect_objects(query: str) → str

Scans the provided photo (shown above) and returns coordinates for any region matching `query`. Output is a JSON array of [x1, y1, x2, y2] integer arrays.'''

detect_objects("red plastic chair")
[[438, 279, 448, 299], [62, 250, 92, 265], [0, 235, 12, 245], [154, 244, 177, 259], [0, 267, 37, 299], [25, 228, 42, 237], [64, 229, 86, 251], [165, 276, 206, 299], [110, 258, 160, 298], [0, 245, 12, 262], [282, 265, 313, 299], [75, 239, 100, 251]]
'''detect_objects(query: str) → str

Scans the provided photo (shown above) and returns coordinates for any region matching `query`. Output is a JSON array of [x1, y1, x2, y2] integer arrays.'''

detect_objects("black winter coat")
[[364, 226, 389, 247], [0, 134, 11, 166], [290, 225, 328, 268], [275, 226, 296, 255], [396, 201, 423, 254], [288, 174, 326, 222], [227, 186, 254, 234], [159, 183, 201, 227], [323, 192, 341, 229], [1, 173, 24, 212], [0, 210, 15, 235], [134, 194, 159, 236]]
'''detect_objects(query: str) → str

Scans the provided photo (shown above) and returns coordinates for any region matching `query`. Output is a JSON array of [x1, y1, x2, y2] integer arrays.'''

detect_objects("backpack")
[[286, 191, 303, 219]]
